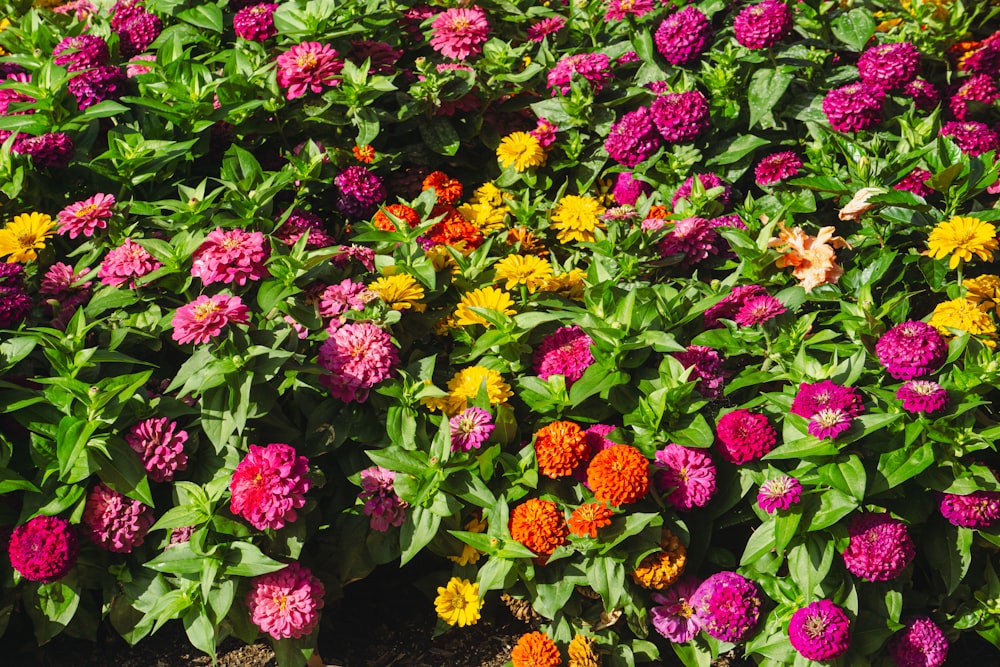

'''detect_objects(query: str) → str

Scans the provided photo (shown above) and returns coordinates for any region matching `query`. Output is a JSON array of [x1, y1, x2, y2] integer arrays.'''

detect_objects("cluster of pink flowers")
[[276, 42, 344, 100], [788, 599, 851, 661], [82, 483, 154, 553], [429, 6, 489, 61], [876, 321, 947, 380], [191, 227, 269, 286], [673, 345, 726, 398], [358, 466, 408, 531], [532, 325, 594, 386], [247, 562, 325, 639], [98, 238, 162, 287], [230, 443, 311, 531], [125, 417, 189, 483], [654, 6, 711, 66], [704, 284, 768, 328], [757, 476, 802, 513], [842, 512, 915, 581], [653, 444, 716, 511], [171, 293, 250, 345], [546, 52, 613, 96], [7, 515, 79, 582], [715, 409, 777, 464], [317, 321, 399, 402], [57, 193, 115, 239], [690, 571, 762, 642], [791, 380, 864, 440], [450, 407, 495, 452]]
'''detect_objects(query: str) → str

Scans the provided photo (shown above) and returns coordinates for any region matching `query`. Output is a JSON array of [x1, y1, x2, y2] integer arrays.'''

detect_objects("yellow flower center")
[[193, 300, 220, 321]]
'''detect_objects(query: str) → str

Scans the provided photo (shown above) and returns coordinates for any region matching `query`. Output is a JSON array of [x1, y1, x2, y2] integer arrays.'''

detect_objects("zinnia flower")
[[82, 483, 154, 553], [939, 490, 1000, 528], [233, 3, 278, 42], [98, 238, 162, 287], [788, 599, 852, 661], [876, 321, 948, 380], [857, 41, 921, 90], [551, 195, 606, 243], [605, 0, 654, 21], [275, 42, 344, 100], [586, 444, 650, 506], [534, 420, 589, 478], [895, 168, 934, 197], [605, 107, 661, 167], [52, 34, 110, 71], [690, 571, 763, 642], [171, 293, 250, 345], [895, 380, 949, 415], [230, 443, 311, 531], [651, 578, 702, 642], [449, 407, 494, 452], [511, 631, 561, 667], [926, 216, 998, 269], [654, 6, 711, 65], [317, 321, 399, 402], [568, 502, 614, 538], [67, 66, 125, 110], [673, 345, 726, 398], [715, 409, 777, 464], [191, 227, 269, 286], [8, 515, 79, 582], [632, 528, 687, 590], [791, 380, 865, 419], [527, 16, 565, 42], [532, 325, 594, 386], [57, 193, 115, 239], [733, 0, 794, 50], [940, 120, 999, 156], [733, 294, 787, 326], [823, 82, 884, 132], [429, 6, 489, 61], [16, 132, 75, 169], [568, 634, 600, 667], [842, 512, 915, 581], [809, 408, 854, 440], [359, 466, 408, 531], [494, 254, 553, 292], [247, 563, 324, 639], [929, 297, 997, 343], [0, 212, 55, 263], [454, 286, 516, 327], [650, 90, 710, 144], [368, 273, 425, 311], [654, 444, 716, 511], [889, 616, 949, 667], [497, 132, 545, 171], [435, 577, 482, 627], [755, 151, 802, 186], [423, 171, 464, 206], [509, 498, 568, 561], [373, 203, 421, 232], [125, 417, 189, 483], [546, 52, 613, 95], [757, 476, 802, 513], [424, 366, 513, 416], [769, 222, 851, 292]]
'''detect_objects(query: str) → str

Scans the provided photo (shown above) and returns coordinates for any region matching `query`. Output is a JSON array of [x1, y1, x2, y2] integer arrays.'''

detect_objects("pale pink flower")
[[247, 563, 325, 639], [191, 227, 269, 286], [98, 238, 162, 287]]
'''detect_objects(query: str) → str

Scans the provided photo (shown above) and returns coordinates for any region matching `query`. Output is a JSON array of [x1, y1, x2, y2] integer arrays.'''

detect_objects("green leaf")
[[367, 447, 429, 477], [223, 542, 287, 577], [24, 576, 81, 644], [706, 134, 770, 167], [419, 119, 460, 156], [748, 68, 794, 128], [95, 437, 154, 507], [831, 8, 876, 52], [145, 543, 213, 575], [476, 556, 515, 593], [586, 555, 626, 611], [820, 454, 867, 502], [56, 416, 98, 481], [400, 505, 441, 566], [872, 440, 936, 494], [740, 520, 776, 566], [805, 488, 857, 531], [177, 4, 224, 32], [183, 605, 217, 659], [924, 522, 973, 595]]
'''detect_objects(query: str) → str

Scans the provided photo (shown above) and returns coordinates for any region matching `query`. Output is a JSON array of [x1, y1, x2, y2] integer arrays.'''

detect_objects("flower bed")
[[0, 0, 999, 666]]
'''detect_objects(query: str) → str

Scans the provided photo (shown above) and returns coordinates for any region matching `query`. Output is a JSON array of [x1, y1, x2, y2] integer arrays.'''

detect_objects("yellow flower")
[[449, 515, 487, 566], [540, 269, 587, 301], [457, 201, 508, 233], [496, 132, 546, 172], [425, 244, 458, 274], [494, 254, 553, 292], [0, 212, 56, 263], [551, 195, 606, 243], [568, 634, 601, 667], [964, 274, 1000, 310], [454, 286, 516, 327], [630, 529, 686, 590], [472, 182, 505, 207], [901, 0, 948, 20], [368, 273, 426, 312], [423, 365, 513, 415], [0, 19, 9, 56], [434, 577, 483, 627], [926, 216, 998, 270], [929, 297, 997, 347]]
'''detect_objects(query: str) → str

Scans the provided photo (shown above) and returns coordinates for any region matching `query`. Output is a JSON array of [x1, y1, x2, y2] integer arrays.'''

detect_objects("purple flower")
[[939, 490, 1000, 528], [654, 6, 711, 66], [755, 151, 802, 186], [0, 283, 31, 328], [757, 476, 802, 513], [347, 40, 403, 75], [546, 52, 613, 96], [335, 166, 387, 218], [532, 325, 594, 386], [450, 407, 495, 452], [823, 83, 884, 132], [842, 513, 915, 582], [895, 168, 934, 198], [359, 466, 408, 531], [274, 208, 335, 249], [690, 571, 763, 642], [788, 599, 851, 661], [940, 120, 1000, 156], [604, 107, 661, 167], [963, 39, 1000, 77], [53, 35, 110, 72], [734, 0, 794, 50], [67, 66, 126, 110], [233, 3, 279, 42], [654, 444, 716, 511], [673, 345, 726, 398], [733, 294, 786, 326], [672, 173, 731, 209], [858, 41, 921, 90], [890, 616, 949, 667], [16, 132, 74, 168], [905, 77, 940, 112], [116, 7, 163, 58], [651, 91, 710, 143], [791, 380, 864, 419], [612, 171, 653, 206], [651, 578, 703, 642]]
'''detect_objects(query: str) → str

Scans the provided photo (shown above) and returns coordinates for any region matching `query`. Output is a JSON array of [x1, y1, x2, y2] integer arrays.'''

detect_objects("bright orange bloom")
[[511, 631, 561, 667], [586, 444, 649, 507], [534, 421, 589, 478], [568, 503, 614, 538], [353, 144, 376, 163], [768, 222, 851, 292], [373, 204, 420, 232], [509, 498, 567, 561], [646, 205, 672, 220], [427, 205, 483, 252], [423, 170, 463, 205], [631, 529, 687, 590]]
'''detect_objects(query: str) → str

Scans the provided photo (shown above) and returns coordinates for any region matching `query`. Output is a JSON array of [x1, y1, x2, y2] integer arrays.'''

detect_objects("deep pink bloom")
[[98, 238, 162, 288], [429, 6, 489, 60], [650, 90, 710, 143], [808, 408, 854, 439], [715, 409, 776, 464], [527, 16, 566, 42], [654, 444, 716, 511], [125, 417, 189, 483], [39, 261, 90, 301], [0, 72, 35, 116], [905, 77, 940, 112], [734, 0, 793, 50], [673, 345, 726, 398], [940, 120, 1000, 156], [8, 515, 78, 582], [842, 513, 915, 581], [876, 321, 947, 379], [950, 74, 1000, 120], [233, 3, 279, 42], [67, 66, 126, 110], [733, 294, 786, 326], [317, 278, 373, 320], [274, 208, 335, 249], [331, 244, 376, 272], [116, 8, 162, 58], [276, 42, 344, 100], [790, 380, 864, 419], [823, 82, 884, 132], [0, 265, 31, 327], [317, 321, 399, 402], [672, 173, 731, 209], [450, 407, 495, 452], [126, 54, 157, 77], [15, 132, 74, 168], [168, 526, 194, 547], [788, 599, 851, 661], [605, 0, 654, 22], [82, 483, 154, 553], [532, 325, 594, 386], [359, 466, 408, 531], [605, 107, 661, 167], [57, 193, 115, 239], [962, 37, 1000, 77], [247, 562, 325, 639], [658, 217, 720, 268], [171, 293, 250, 345], [529, 118, 558, 148], [347, 40, 403, 75], [895, 168, 934, 197], [690, 571, 762, 642], [230, 443, 310, 531], [755, 151, 802, 186], [939, 490, 1000, 528], [704, 285, 768, 328], [890, 616, 949, 667], [858, 41, 921, 90], [897, 380, 949, 414], [547, 53, 613, 96], [191, 227, 269, 286], [52, 0, 95, 19], [654, 6, 711, 66], [335, 166, 387, 219], [757, 476, 802, 513], [612, 172, 653, 206], [52, 34, 109, 72], [651, 578, 703, 642]]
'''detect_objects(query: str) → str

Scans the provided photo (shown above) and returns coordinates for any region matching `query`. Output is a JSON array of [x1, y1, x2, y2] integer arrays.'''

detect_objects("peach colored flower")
[[769, 222, 851, 292]]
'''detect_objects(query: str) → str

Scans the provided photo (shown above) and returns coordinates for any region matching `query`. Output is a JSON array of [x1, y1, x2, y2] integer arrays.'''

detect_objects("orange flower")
[[506, 226, 548, 256], [631, 529, 687, 590], [423, 170, 464, 205], [509, 498, 568, 561], [353, 144, 376, 163], [534, 421, 589, 478], [568, 503, 614, 538], [646, 205, 672, 220], [586, 444, 649, 507], [568, 634, 600, 667], [427, 205, 483, 252], [373, 204, 420, 232], [511, 631, 561, 667], [768, 222, 851, 292]]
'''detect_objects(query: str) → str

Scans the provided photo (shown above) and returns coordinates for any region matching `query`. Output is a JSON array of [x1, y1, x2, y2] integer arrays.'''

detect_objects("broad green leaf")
[[748, 68, 794, 128], [831, 8, 876, 52]]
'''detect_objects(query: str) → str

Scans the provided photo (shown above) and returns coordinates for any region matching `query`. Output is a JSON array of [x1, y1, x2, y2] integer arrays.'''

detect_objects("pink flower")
[[8, 515, 79, 582], [605, 0, 654, 22], [532, 325, 594, 386], [857, 41, 921, 90], [672, 173, 731, 209], [703, 284, 768, 328], [605, 107, 661, 167], [276, 42, 344, 100], [429, 6, 490, 61], [171, 293, 250, 345], [897, 380, 949, 414], [791, 380, 864, 419], [191, 227, 269, 286], [651, 90, 710, 144], [895, 168, 934, 197], [876, 321, 948, 380], [673, 345, 726, 398], [547, 53, 613, 96], [317, 322, 399, 402], [940, 120, 1000, 156], [658, 217, 721, 268], [651, 578, 703, 642], [359, 466, 408, 531], [890, 616, 949, 667], [168, 526, 194, 547], [715, 409, 776, 464], [247, 562, 325, 639], [808, 408, 853, 440], [52, 34, 110, 72], [842, 513, 915, 581], [233, 3, 279, 42], [450, 407, 495, 452], [98, 238, 163, 287], [530, 118, 558, 148], [125, 417, 189, 483], [230, 443, 311, 531], [788, 600, 851, 661], [126, 54, 157, 77], [757, 475, 802, 513], [654, 6, 711, 65], [274, 208, 335, 249], [317, 278, 374, 320], [690, 571, 762, 642], [823, 82, 884, 132], [939, 490, 1000, 528], [734, 0, 793, 50], [755, 151, 802, 186], [733, 294, 786, 326], [82, 483, 154, 553], [527, 16, 566, 42], [57, 193, 115, 239], [905, 77, 940, 111], [653, 444, 716, 510]]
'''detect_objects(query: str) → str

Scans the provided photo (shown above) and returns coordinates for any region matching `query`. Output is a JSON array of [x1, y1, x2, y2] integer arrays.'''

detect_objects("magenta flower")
[[276, 42, 344, 100], [67, 66, 126, 110], [429, 6, 489, 60], [842, 512, 915, 581], [658, 217, 721, 268], [733, 294, 786, 326], [230, 443, 310, 531], [788, 599, 851, 661], [650, 90, 710, 143], [654, 6, 711, 66], [940, 120, 1000, 156], [704, 284, 768, 328], [450, 407, 495, 452], [605, 0, 654, 22], [8, 515, 79, 582], [16, 132, 75, 168], [334, 166, 387, 219], [529, 118, 558, 148], [757, 476, 802, 513], [347, 40, 403, 75], [790, 380, 864, 419], [755, 151, 802, 186], [896, 380, 949, 414], [895, 168, 934, 197], [317, 321, 399, 402], [611, 172, 653, 206], [546, 53, 613, 96], [906, 77, 940, 111], [247, 562, 325, 639], [876, 321, 948, 380], [939, 490, 1000, 528], [950, 74, 1000, 120], [673, 345, 726, 398], [527, 16, 566, 42], [889, 616, 949, 667], [82, 483, 154, 553], [734, 0, 794, 50], [168, 526, 194, 547], [0, 265, 31, 328], [274, 208, 335, 249], [532, 325, 594, 386], [605, 107, 661, 167], [651, 578, 703, 642], [171, 293, 250, 345], [715, 409, 777, 464], [191, 227, 269, 286], [858, 41, 921, 90], [823, 82, 885, 132], [317, 278, 374, 320], [115, 5, 162, 58], [653, 444, 717, 511], [672, 173, 731, 209], [808, 408, 854, 440], [57, 193, 115, 239], [125, 417, 189, 483], [233, 3, 279, 42], [39, 261, 90, 302], [690, 571, 762, 642], [98, 238, 163, 288], [52, 34, 110, 71], [359, 466, 408, 531]]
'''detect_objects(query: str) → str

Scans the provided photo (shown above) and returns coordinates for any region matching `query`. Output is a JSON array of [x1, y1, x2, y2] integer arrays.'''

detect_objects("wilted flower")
[[359, 466, 408, 531], [839, 187, 886, 221]]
